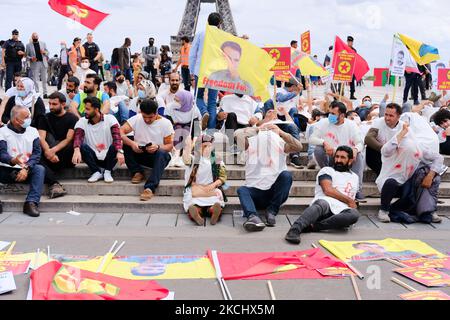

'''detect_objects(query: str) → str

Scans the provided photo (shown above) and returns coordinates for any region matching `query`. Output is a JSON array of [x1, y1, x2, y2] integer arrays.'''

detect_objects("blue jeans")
[[110, 101, 129, 125], [237, 171, 293, 218], [5, 61, 22, 91], [80, 144, 117, 174], [0, 165, 45, 204], [195, 76, 218, 129]]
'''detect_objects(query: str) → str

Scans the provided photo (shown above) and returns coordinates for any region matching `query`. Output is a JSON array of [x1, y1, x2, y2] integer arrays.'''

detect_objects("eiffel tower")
[[170, 0, 237, 61]]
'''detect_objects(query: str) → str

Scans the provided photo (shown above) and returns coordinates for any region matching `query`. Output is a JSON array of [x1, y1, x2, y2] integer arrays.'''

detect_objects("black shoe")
[[23, 202, 40, 217], [264, 212, 276, 227], [302, 224, 315, 233], [350, 96, 357, 100], [285, 227, 301, 244], [290, 156, 303, 169], [0, 200, 3, 214], [243, 215, 266, 232], [43, 94, 48, 99]]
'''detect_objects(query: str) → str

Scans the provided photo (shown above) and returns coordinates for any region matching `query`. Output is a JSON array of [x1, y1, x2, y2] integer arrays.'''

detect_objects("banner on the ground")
[[400, 290, 450, 300], [0, 242, 11, 251], [317, 267, 354, 277], [48, 0, 109, 30], [263, 47, 291, 71], [437, 68, 450, 90], [401, 257, 450, 270], [0, 260, 30, 275], [333, 52, 356, 82], [30, 261, 169, 300], [0, 252, 48, 270], [394, 267, 450, 287], [319, 239, 446, 262], [0, 271, 16, 295], [198, 25, 275, 101], [301, 31, 311, 54]]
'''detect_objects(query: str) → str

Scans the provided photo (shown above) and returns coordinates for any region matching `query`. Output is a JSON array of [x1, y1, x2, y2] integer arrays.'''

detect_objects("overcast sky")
[[1, 0, 449, 73]]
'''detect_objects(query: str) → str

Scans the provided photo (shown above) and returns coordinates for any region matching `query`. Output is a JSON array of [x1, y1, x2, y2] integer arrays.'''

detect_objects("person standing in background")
[[26, 32, 49, 98]]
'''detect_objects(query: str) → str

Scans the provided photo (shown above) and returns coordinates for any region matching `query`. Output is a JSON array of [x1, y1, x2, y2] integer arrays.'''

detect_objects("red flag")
[[30, 261, 169, 300], [48, 0, 109, 30], [332, 36, 370, 81], [208, 249, 350, 280]]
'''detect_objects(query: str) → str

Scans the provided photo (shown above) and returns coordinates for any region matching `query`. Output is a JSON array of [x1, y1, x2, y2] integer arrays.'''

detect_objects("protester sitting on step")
[[182, 134, 227, 226], [375, 115, 443, 224], [0, 106, 45, 217], [235, 123, 302, 232], [37, 92, 78, 199], [70, 74, 110, 118], [430, 108, 450, 155], [285, 146, 360, 244], [118, 99, 174, 201], [72, 97, 124, 184], [309, 101, 365, 200]]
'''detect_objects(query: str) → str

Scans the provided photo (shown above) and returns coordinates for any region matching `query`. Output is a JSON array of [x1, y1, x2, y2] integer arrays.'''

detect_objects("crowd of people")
[[1, 12, 450, 245]]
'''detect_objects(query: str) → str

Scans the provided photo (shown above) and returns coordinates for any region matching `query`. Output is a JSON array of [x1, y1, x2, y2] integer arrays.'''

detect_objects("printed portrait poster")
[[390, 35, 407, 77], [198, 25, 275, 101], [431, 61, 447, 90]]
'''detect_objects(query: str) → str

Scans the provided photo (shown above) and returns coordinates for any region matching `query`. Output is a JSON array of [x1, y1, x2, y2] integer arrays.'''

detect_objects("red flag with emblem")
[[30, 261, 169, 300], [332, 36, 370, 81], [48, 0, 109, 30]]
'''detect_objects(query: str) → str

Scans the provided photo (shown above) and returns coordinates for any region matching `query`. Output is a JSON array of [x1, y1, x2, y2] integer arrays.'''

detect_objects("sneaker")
[[104, 170, 114, 183], [377, 209, 391, 223], [243, 214, 266, 232], [209, 203, 222, 225], [431, 212, 443, 224], [173, 156, 185, 168], [237, 151, 246, 166], [88, 172, 103, 183], [307, 159, 316, 170], [131, 172, 145, 184], [285, 227, 301, 244], [201, 113, 210, 131], [140, 188, 154, 201], [188, 205, 205, 226], [355, 192, 366, 202], [48, 183, 67, 199], [264, 212, 276, 227], [290, 155, 303, 169]]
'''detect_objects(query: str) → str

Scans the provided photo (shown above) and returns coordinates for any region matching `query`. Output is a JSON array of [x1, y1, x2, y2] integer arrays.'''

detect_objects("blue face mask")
[[21, 118, 32, 129], [138, 90, 146, 99], [363, 100, 372, 108], [328, 114, 339, 125], [17, 90, 27, 98]]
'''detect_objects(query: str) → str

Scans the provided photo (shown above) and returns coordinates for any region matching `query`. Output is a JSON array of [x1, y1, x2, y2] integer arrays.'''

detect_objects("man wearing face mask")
[[74, 57, 96, 86], [354, 96, 373, 121], [70, 74, 110, 118], [310, 101, 365, 200], [114, 72, 133, 97], [59, 76, 80, 107], [142, 37, 159, 86], [26, 33, 49, 98], [37, 92, 78, 199], [0, 106, 45, 217], [57, 41, 72, 91], [285, 146, 360, 244]]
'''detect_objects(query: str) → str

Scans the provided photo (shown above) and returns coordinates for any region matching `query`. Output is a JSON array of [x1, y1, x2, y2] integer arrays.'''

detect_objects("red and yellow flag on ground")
[[30, 261, 169, 300], [48, 0, 109, 30]]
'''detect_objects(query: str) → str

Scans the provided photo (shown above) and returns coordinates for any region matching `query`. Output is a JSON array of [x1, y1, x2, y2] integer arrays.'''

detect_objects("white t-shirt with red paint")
[[311, 118, 364, 152], [0, 125, 39, 169], [313, 166, 359, 215]]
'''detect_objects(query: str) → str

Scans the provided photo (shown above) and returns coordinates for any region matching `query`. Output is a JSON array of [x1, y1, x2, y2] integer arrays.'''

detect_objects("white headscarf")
[[400, 112, 440, 154], [15, 77, 40, 109]]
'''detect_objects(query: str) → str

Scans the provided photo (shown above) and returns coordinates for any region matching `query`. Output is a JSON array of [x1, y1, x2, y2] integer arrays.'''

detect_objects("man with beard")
[[285, 146, 360, 244], [59, 76, 80, 107], [69, 74, 110, 118], [37, 92, 78, 199], [157, 72, 182, 107]]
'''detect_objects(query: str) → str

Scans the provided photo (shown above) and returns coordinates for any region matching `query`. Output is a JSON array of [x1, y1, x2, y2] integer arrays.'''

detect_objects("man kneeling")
[[285, 146, 360, 244]]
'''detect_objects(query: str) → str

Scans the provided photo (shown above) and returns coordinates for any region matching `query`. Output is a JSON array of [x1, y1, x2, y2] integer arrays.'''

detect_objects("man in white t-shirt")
[[285, 146, 360, 244], [310, 101, 365, 200], [157, 72, 182, 108], [72, 97, 125, 183], [118, 99, 174, 201], [74, 57, 96, 88], [365, 103, 404, 176], [236, 124, 302, 232]]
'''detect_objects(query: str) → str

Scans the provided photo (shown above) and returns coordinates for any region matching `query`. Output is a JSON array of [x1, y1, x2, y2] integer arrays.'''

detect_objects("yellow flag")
[[198, 25, 275, 101], [398, 33, 440, 66]]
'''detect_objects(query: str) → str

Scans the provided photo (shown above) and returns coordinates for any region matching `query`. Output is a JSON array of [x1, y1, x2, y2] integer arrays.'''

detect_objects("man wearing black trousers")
[[347, 36, 357, 100]]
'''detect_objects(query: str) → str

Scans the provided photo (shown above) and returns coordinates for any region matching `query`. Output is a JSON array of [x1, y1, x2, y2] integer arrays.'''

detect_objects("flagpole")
[[391, 277, 418, 292], [350, 275, 362, 300], [392, 76, 397, 103], [96, 240, 117, 273], [5, 241, 16, 257], [267, 281, 276, 300], [273, 72, 277, 113]]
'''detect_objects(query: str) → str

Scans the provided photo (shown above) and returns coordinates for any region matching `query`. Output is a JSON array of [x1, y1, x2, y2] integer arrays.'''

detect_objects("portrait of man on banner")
[[208, 41, 255, 96]]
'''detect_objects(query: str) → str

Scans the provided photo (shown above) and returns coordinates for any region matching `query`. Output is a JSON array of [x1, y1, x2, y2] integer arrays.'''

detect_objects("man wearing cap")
[[347, 36, 357, 100], [26, 33, 49, 97], [1, 29, 25, 91]]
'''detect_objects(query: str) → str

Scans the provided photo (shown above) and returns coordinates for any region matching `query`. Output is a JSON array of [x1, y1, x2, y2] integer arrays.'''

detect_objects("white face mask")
[[81, 62, 90, 70]]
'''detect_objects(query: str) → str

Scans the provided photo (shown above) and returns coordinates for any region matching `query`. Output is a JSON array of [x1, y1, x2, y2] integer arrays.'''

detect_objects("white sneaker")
[[88, 172, 103, 183], [174, 156, 185, 168], [104, 170, 114, 183], [431, 212, 442, 223], [377, 210, 391, 223]]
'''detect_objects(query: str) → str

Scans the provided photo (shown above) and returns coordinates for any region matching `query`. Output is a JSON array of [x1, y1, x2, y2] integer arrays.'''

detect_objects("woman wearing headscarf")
[[128, 79, 165, 118], [2, 77, 46, 127], [182, 134, 227, 226]]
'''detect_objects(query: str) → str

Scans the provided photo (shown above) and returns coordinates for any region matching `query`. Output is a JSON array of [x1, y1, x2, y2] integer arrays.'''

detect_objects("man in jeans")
[[236, 124, 302, 232], [0, 107, 45, 217], [285, 146, 360, 244], [118, 99, 174, 201], [189, 13, 222, 131]]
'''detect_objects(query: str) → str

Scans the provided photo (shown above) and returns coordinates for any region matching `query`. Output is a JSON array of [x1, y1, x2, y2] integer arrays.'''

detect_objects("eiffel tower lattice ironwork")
[[170, 0, 237, 61]]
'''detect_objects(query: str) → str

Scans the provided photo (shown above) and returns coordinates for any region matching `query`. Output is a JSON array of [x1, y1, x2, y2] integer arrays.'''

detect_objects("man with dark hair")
[[70, 73, 110, 117], [38, 92, 78, 199], [72, 97, 124, 183], [59, 76, 80, 106], [365, 103, 404, 176], [118, 99, 174, 201], [310, 101, 365, 200], [190, 12, 222, 130], [286, 146, 360, 244], [347, 36, 357, 100], [26, 32, 49, 98], [103, 81, 129, 125], [83, 33, 101, 74], [1, 29, 26, 91], [290, 40, 298, 50], [174, 36, 191, 91], [142, 37, 159, 86], [431, 109, 450, 155]]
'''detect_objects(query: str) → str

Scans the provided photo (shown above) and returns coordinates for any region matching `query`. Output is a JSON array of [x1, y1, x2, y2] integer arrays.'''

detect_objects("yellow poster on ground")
[[198, 25, 275, 101], [64, 255, 216, 280], [319, 239, 446, 262], [0, 252, 49, 269]]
